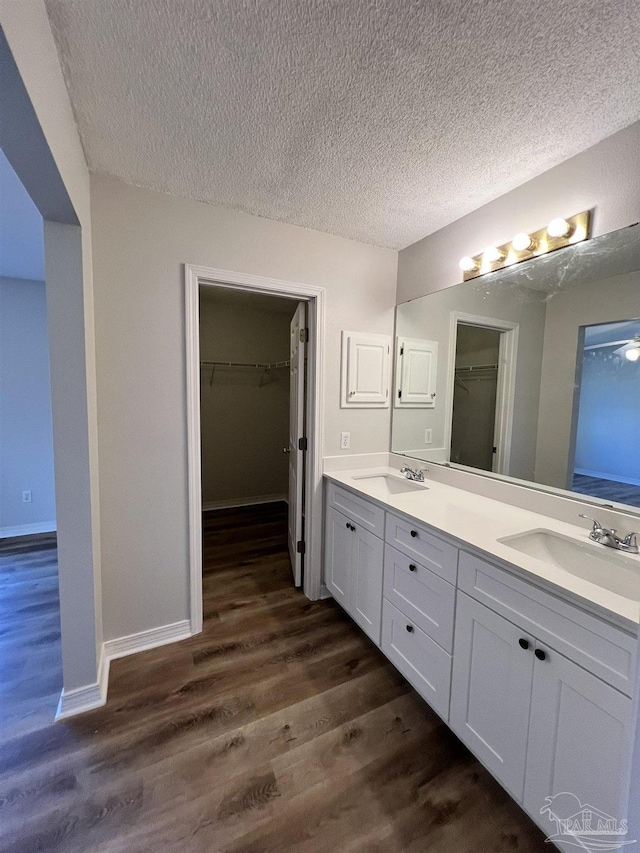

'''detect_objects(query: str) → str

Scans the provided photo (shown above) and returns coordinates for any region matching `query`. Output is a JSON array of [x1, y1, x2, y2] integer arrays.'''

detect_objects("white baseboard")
[[0, 521, 57, 539], [103, 619, 192, 661], [203, 493, 287, 511], [56, 646, 109, 720], [56, 619, 192, 721]]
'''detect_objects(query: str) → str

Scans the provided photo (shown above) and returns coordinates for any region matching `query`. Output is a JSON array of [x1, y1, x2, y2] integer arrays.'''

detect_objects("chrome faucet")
[[579, 514, 639, 554], [400, 466, 427, 482]]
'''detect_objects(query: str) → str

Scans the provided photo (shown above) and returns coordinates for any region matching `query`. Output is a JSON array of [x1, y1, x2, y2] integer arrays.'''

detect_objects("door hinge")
[[398, 389, 402, 399], [298, 437, 308, 451], [400, 346, 404, 355], [296, 540, 305, 554], [492, 446, 497, 454], [300, 328, 309, 343]]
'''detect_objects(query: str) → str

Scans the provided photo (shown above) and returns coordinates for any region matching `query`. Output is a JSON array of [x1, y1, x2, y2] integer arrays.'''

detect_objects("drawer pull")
[[410, 530, 418, 538], [406, 624, 414, 633], [518, 638, 529, 650], [409, 563, 417, 572], [535, 648, 547, 661]]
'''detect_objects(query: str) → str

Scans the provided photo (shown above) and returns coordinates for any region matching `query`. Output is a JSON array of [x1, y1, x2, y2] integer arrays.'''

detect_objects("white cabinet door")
[[394, 337, 438, 407], [524, 644, 632, 831], [351, 524, 384, 644], [449, 592, 534, 802], [324, 507, 353, 610], [341, 331, 391, 407]]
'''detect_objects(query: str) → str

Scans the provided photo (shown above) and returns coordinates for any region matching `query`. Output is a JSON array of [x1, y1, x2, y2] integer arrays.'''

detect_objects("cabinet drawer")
[[381, 599, 452, 722], [383, 544, 455, 652], [385, 512, 458, 584], [327, 482, 385, 537], [458, 550, 636, 696]]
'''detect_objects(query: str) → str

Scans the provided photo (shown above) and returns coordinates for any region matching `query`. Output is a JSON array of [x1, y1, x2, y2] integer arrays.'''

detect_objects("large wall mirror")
[[392, 222, 640, 514]]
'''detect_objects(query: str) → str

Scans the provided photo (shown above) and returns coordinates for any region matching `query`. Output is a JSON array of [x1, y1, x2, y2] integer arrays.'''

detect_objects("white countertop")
[[324, 467, 640, 630]]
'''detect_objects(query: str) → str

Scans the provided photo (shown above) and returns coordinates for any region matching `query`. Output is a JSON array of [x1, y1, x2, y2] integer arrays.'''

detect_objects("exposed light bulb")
[[512, 232, 533, 252], [483, 246, 503, 263], [459, 256, 477, 272], [625, 347, 640, 362], [547, 217, 571, 238]]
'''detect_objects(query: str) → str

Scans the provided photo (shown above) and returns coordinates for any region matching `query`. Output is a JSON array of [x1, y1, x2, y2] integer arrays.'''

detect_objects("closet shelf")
[[454, 363, 498, 372], [200, 359, 290, 369]]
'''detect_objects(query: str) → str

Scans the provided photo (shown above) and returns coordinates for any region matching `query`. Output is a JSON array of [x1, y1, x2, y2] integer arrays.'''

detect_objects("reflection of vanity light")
[[512, 232, 533, 252], [547, 217, 572, 238], [483, 246, 504, 263], [625, 347, 640, 362], [459, 256, 478, 272]]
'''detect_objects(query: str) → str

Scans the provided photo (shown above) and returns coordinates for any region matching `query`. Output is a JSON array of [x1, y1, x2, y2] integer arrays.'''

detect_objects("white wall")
[[90, 173, 397, 641], [397, 121, 640, 302], [0, 277, 56, 535], [199, 293, 293, 506], [0, 1, 103, 692]]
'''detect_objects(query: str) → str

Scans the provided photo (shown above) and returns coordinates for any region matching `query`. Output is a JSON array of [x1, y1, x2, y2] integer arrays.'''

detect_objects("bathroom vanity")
[[323, 467, 639, 845]]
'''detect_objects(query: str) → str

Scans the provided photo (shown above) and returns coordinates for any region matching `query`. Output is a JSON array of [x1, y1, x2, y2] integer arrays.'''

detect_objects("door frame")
[[444, 311, 519, 476], [185, 264, 325, 634]]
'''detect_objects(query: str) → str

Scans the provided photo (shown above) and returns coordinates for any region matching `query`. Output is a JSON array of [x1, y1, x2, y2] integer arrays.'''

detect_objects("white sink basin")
[[351, 474, 428, 496], [498, 528, 640, 599]]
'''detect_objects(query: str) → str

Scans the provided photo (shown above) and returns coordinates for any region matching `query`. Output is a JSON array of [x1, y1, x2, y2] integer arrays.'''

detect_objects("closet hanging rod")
[[200, 359, 290, 370], [454, 363, 498, 372]]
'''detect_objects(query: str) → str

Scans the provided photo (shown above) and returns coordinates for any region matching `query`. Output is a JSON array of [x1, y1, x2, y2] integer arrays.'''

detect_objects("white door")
[[524, 645, 631, 826], [449, 592, 534, 802], [287, 302, 306, 587], [351, 524, 384, 643], [395, 338, 438, 407]]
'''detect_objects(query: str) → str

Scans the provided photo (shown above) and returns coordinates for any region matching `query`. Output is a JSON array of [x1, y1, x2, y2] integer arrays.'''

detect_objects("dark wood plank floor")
[[0, 504, 547, 852]]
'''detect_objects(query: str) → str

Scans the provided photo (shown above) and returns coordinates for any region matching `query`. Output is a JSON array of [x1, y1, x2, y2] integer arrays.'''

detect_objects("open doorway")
[[446, 313, 519, 476], [198, 287, 306, 594], [570, 319, 640, 507], [186, 265, 325, 635], [0, 145, 60, 725]]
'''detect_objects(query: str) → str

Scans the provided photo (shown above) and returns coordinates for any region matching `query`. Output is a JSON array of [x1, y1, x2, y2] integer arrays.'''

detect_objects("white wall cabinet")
[[325, 505, 383, 644], [340, 331, 391, 407], [394, 337, 438, 407]]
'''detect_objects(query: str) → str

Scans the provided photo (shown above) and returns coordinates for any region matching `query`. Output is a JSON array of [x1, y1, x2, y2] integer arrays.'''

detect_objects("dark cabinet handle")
[[410, 530, 418, 538], [535, 648, 547, 661], [345, 523, 355, 532], [518, 638, 529, 650], [409, 564, 417, 572], [406, 624, 414, 633]]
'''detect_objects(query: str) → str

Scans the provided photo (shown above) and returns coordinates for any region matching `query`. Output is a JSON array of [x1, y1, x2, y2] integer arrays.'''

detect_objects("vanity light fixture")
[[460, 210, 591, 281], [511, 232, 534, 252], [547, 217, 572, 238], [459, 256, 478, 272], [483, 246, 504, 264], [625, 345, 640, 362]]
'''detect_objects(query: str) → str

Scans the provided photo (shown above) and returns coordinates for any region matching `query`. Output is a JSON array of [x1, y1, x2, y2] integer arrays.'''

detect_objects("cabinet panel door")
[[524, 646, 632, 831], [341, 331, 390, 407], [395, 337, 438, 407], [450, 592, 534, 802], [324, 507, 353, 610], [351, 525, 384, 645]]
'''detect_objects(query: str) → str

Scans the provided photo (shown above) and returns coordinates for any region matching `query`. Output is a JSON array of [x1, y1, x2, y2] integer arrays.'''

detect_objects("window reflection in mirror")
[[392, 223, 640, 512]]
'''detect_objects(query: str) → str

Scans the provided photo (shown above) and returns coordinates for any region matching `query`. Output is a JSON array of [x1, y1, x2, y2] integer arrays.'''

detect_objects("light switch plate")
[[425, 429, 433, 444]]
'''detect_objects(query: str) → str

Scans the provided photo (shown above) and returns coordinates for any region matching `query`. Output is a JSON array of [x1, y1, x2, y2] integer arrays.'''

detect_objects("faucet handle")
[[623, 532, 638, 548], [579, 514, 603, 532]]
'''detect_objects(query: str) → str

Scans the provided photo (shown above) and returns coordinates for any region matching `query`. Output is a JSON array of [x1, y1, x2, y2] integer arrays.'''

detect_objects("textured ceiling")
[[46, 0, 640, 250]]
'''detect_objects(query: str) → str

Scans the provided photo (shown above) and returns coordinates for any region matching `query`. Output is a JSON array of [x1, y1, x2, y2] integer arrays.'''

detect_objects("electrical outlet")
[[22, 490, 32, 503], [340, 432, 350, 450], [424, 429, 433, 444]]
